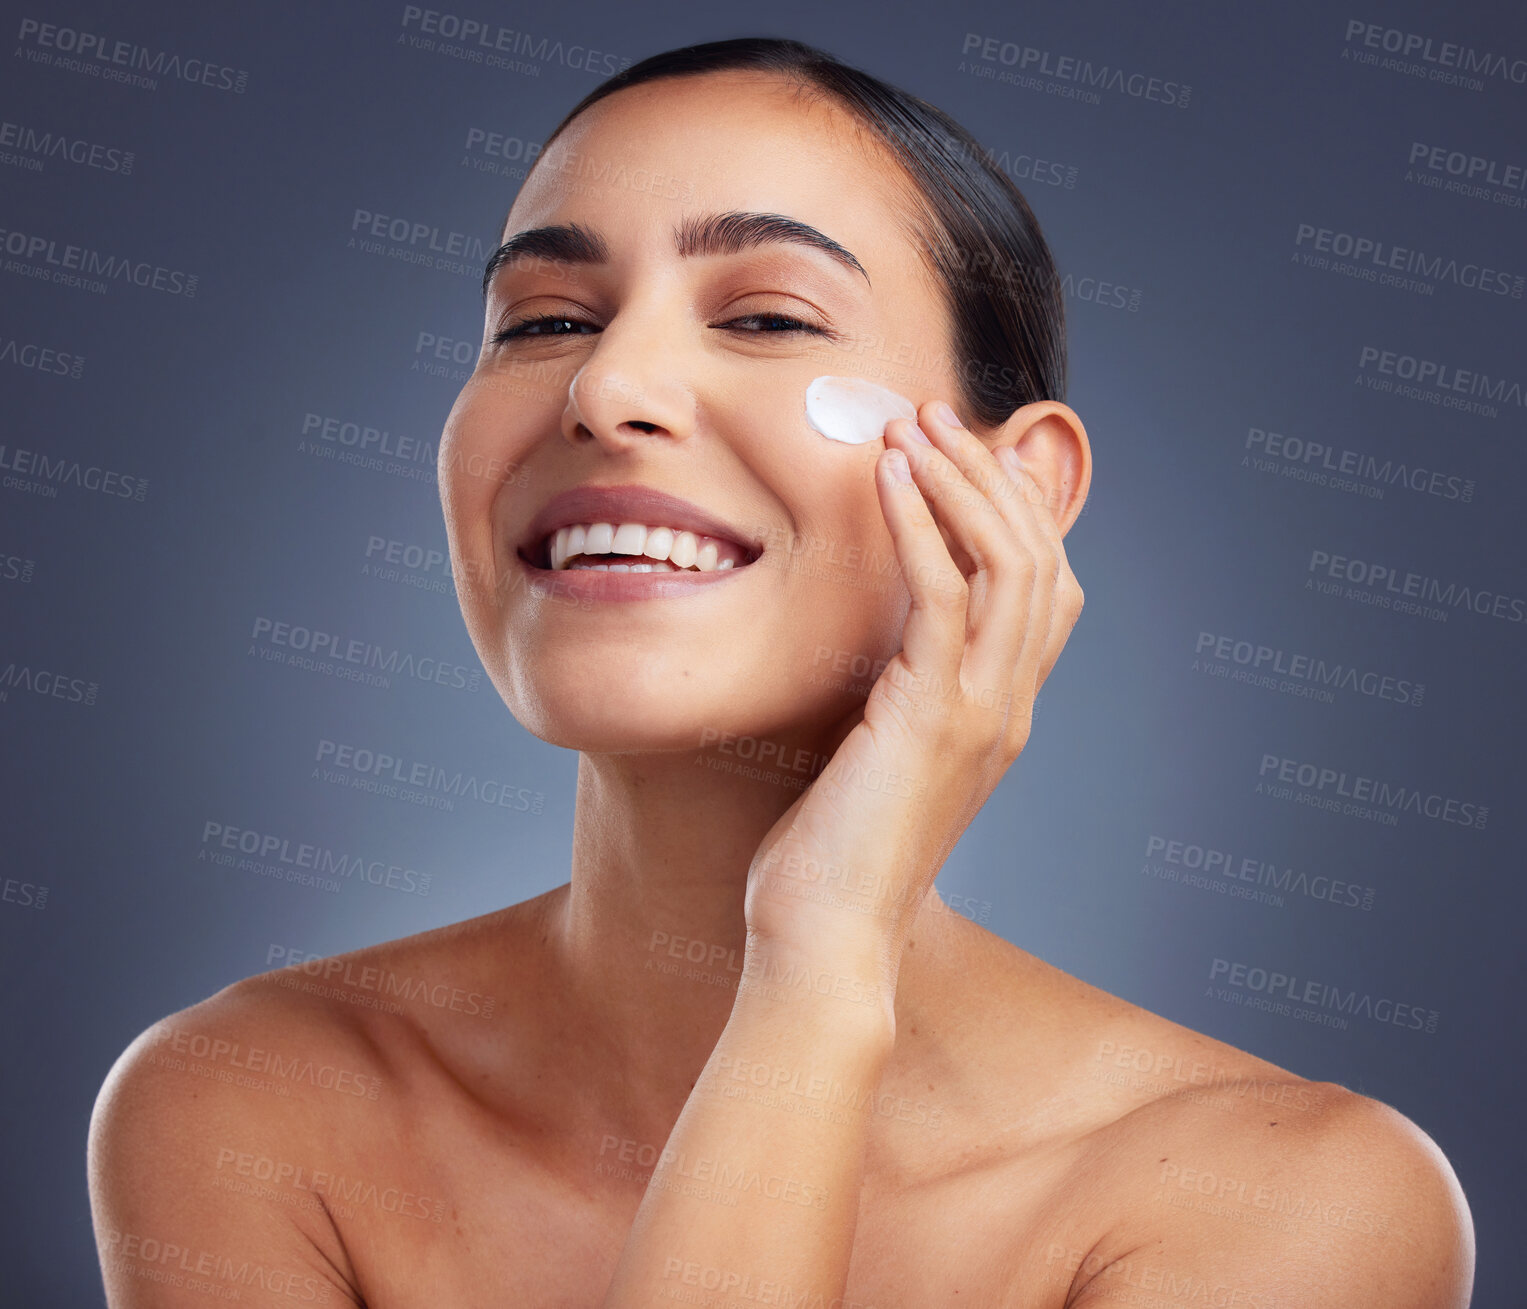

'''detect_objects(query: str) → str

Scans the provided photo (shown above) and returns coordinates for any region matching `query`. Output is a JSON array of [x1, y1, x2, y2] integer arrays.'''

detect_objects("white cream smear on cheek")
[[804, 375, 917, 445]]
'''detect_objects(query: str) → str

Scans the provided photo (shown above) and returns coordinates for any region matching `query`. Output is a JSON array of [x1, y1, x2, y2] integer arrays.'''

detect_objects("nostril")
[[626, 421, 660, 434]]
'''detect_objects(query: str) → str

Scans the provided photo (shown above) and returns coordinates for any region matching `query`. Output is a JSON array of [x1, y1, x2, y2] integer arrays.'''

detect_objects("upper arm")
[[87, 1004, 363, 1308], [1071, 1085, 1474, 1309]]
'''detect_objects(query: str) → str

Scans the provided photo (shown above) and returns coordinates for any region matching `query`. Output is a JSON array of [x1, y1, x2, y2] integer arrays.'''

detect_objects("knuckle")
[[932, 578, 968, 610]]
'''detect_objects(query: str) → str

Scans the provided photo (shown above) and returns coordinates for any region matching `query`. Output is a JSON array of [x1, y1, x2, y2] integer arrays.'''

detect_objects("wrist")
[[736, 931, 901, 1039]]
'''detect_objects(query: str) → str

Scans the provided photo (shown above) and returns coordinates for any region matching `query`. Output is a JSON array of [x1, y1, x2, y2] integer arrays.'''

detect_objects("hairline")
[[497, 67, 958, 379]]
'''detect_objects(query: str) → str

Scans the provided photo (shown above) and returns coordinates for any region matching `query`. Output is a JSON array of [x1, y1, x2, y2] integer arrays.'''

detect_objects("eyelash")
[[490, 312, 827, 344]]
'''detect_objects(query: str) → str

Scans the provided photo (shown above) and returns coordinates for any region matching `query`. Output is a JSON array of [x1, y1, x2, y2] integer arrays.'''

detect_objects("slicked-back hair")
[[524, 36, 1068, 427]]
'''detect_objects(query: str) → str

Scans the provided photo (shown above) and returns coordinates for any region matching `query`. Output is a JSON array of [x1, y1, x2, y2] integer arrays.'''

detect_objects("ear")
[[984, 401, 1091, 537]]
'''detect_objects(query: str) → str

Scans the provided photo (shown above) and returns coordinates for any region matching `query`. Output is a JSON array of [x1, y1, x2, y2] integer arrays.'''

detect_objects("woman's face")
[[439, 71, 984, 754]]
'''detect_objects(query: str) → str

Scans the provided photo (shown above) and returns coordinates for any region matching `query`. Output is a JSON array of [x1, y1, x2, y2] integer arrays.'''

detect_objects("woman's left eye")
[[717, 314, 825, 335], [491, 315, 597, 343]]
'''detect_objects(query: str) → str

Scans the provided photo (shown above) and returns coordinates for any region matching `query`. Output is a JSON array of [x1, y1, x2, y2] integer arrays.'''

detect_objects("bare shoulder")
[[1063, 1076, 1476, 1308], [1005, 953, 1475, 1307], [90, 889, 559, 1149], [87, 969, 381, 1303], [87, 891, 560, 1304], [939, 929, 1472, 1305]]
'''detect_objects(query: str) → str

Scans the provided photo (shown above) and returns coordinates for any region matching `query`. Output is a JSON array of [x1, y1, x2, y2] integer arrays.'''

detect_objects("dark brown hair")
[[529, 36, 1067, 426]]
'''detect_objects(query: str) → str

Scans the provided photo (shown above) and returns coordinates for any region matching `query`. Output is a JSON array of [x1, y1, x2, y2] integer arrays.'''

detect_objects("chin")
[[493, 658, 746, 755], [495, 651, 861, 759]]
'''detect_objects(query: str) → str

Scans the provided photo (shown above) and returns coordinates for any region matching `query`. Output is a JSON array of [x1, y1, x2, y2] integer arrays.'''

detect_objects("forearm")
[[601, 938, 896, 1307]]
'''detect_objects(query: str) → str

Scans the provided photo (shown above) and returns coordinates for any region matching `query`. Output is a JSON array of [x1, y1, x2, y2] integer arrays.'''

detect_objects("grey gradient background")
[[2, 0, 1523, 1303]]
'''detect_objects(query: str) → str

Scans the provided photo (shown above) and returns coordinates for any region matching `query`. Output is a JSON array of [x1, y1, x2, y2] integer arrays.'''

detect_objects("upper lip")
[[519, 483, 764, 568]]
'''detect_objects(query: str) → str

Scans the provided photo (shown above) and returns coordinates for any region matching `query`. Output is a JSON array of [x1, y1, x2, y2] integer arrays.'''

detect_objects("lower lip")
[[516, 553, 756, 603]]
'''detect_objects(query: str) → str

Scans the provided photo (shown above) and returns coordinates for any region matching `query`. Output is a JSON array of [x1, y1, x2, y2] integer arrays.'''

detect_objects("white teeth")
[[610, 523, 646, 555], [643, 526, 674, 561], [669, 531, 698, 569], [544, 520, 748, 573]]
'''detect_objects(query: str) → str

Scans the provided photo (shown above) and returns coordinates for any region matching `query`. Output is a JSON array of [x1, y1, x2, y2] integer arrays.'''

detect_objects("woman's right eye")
[[491, 315, 599, 343]]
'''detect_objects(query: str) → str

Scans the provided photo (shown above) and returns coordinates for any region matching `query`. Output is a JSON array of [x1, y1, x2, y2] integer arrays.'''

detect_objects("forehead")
[[504, 71, 927, 280]]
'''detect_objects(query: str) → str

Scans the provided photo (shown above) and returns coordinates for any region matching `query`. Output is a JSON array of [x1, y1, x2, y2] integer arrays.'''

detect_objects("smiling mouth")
[[536, 522, 758, 573]]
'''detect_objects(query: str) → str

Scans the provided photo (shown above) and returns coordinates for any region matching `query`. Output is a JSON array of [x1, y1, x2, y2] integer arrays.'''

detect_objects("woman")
[[88, 38, 1473, 1307]]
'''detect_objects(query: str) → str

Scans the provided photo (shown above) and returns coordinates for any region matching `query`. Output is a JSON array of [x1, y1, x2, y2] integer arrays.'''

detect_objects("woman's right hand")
[[742, 399, 1085, 983]]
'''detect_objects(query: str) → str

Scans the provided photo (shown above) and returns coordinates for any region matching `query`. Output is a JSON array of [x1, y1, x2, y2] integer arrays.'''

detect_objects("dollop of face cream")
[[804, 375, 917, 445]]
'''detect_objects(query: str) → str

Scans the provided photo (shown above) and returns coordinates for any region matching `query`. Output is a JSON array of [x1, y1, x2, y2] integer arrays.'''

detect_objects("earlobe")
[[995, 401, 1092, 536]]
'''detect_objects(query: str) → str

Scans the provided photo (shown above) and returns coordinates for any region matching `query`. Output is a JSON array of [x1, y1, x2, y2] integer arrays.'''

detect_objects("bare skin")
[[89, 70, 1473, 1308]]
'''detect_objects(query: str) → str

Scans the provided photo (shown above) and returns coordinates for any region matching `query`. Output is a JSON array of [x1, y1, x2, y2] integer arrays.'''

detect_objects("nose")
[[561, 315, 696, 449]]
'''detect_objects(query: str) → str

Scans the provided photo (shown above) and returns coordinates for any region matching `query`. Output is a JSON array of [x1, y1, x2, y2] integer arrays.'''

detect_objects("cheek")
[[803, 375, 917, 445], [747, 465, 907, 675], [439, 382, 542, 540]]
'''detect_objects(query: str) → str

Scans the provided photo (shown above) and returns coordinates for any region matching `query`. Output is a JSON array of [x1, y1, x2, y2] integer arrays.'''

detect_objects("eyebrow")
[[480, 210, 870, 298]]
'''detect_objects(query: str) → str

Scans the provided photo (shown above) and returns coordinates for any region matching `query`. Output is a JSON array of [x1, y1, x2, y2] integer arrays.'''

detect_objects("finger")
[[996, 449, 1085, 691], [893, 411, 1039, 701], [874, 445, 967, 686], [919, 407, 1073, 743], [917, 401, 1031, 540]]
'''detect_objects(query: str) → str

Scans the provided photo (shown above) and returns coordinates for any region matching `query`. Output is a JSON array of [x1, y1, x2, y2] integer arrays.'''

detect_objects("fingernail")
[[933, 401, 962, 429], [906, 422, 932, 445], [998, 447, 1024, 479], [885, 449, 912, 483]]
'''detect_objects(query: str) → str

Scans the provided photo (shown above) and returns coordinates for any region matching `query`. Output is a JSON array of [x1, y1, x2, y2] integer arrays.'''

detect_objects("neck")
[[548, 728, 958, 1141]]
